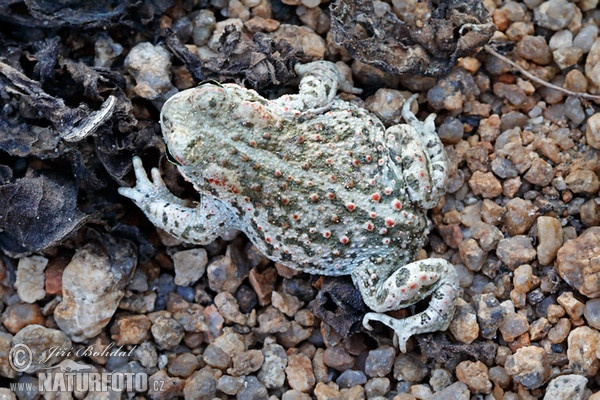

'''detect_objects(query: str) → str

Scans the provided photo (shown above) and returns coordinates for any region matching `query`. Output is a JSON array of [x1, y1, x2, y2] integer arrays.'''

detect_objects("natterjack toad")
[[119, 61, 458, 352]]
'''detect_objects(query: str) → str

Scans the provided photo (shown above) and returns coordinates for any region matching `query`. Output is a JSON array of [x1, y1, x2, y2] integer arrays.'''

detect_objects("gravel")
[[3, 0, 600, 398]]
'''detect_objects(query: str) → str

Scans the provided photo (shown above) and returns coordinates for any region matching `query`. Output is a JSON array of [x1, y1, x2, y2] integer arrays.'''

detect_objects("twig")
[[484, 44, 600, 102]]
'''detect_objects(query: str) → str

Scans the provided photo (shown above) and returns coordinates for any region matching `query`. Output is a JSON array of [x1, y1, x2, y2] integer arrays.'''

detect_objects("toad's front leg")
[[352, 258, 458, 352], [269, 61, 361, 115], [119, 156, 238, 244]]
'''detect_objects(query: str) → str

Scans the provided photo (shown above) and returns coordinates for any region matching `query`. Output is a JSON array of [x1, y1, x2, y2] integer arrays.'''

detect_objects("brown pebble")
[[2, 303, 45, 334], [568, 326, 600, 376], [503, 198, 537, 236], [516, 36, 552, 65], [481, 199, 504, 225], [468, 171, 503, 198], [548, 317, 571, 344], [45, 257, 67, 296], [455, 360, 492, 394], [580, 199, 600, 227], [504, 346, 550, 389], [556, 227, 600, 297], [557, 292, 585, 320], [564, 169, 600, 195], [536, 216, 564, 265], [586, 113, 600, 150], [523, 157, 553, 186], [111, 315, 151, 346], [286, 352, 316, 393], [564, 69, 588, 93], [496, 236, 536, 270], [249, 267, 277, 306], [449, 298, 479, 344]]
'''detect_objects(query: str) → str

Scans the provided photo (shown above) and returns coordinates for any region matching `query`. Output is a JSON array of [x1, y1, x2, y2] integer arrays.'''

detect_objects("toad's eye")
[[190, 83, 228, 114]]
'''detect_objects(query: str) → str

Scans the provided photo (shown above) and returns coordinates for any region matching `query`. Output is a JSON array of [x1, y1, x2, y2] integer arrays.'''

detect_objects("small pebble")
[[249, 267, 277, 305], [523, 157, 553, 186], [533, 0, 575, 31], [584, 298, 600, 330], [172, 16, 193, 42], [131, 341, 158, 368], [281, 389, 312, 400], [365, 89, 415, 126], [476, 293, 505, 339], [430, 382, 470, 399], [516, 36, 552, 65], [458, 239, 486, 271], [256, 306, 290, 334], [585, 40, 600, 89], [323, 346, 355, 371], [557, 291, 584, 320], [496, 236, 537, 269], [574, 25, 599, 52], [207, 245, 249, 294], [203, 343, 232, 370], [168, 353, 200, 378], [468, 171, 503, 198], [183, 366, 219, 400], [215, 292, 247, 325], [11, 325, 71, 373], [258, 343, 287, 389], [335, 369, 367, 389], [286, 352, 315, 393], [94, 33, 124, 68], [449, 298, 479, 344], [172, 248, 207, 286], [217, 375, 245, 395], [536, 216, 563, 265], [124, 42, 173, 100], [586, 113, 600, 150], [364, 345, 396, 378], [54, 240, 136, 342], [272, 24, 326, 61], [556, 227, 600, 297], [438, 116, 464, 144], [567, 326, 600, 376], [365, 377, 391, 398], [150, 314, 184, 350], [504, 346, 550, 389], [111, 315, 151, 345], [548, 30, 572, 50], [271, 291, 303, 317], [192, 10, 217, 46], [455, 360, 492, 394], [499, 312, 529, 342], [547, 318, 571, 344], [543, 374, 588, 400], [393, 353, 428, 383], [149, 370, 184, 399], [228, 349, 264, 376], [314, 382, 341, 399], [15, 256, 48, 304]]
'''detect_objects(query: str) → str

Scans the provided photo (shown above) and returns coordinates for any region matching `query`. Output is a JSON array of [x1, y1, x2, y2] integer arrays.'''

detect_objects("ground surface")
[[1, 0, 600, 399]]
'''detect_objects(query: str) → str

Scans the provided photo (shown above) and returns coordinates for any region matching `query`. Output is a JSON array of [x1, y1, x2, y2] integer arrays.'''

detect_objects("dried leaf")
[[0, 0, 133, 28], [0, 175, 89, 256], [311, 276, 368, 337], [330, 0, 495, 76], [163, 26, 297, 89]]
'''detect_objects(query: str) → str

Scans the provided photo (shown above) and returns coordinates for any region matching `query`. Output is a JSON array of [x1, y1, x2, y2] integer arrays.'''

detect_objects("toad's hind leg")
[[351, 258, 458, 352], [119, 156, 238, 244], [386, 94, 449, 209]]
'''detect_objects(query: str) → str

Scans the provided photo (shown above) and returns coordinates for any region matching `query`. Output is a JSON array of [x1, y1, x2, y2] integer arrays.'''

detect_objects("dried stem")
[[484, 45, 600, 102]]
